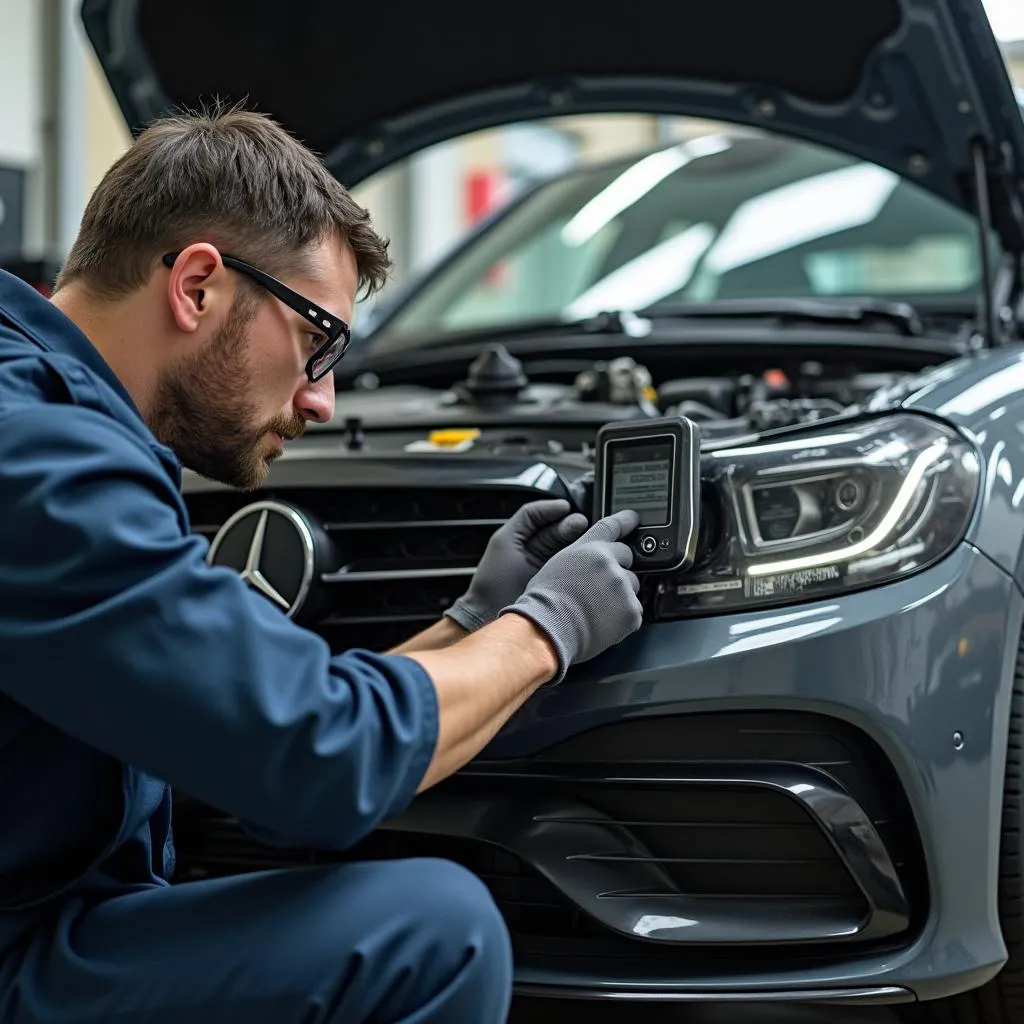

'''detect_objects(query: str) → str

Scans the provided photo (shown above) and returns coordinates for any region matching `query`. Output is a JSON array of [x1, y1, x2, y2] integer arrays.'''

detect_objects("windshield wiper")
[[637, 297, 924, 337]]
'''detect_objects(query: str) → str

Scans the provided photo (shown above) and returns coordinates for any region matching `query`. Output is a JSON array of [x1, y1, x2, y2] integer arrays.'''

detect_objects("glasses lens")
[[310, 335, 347, 380]]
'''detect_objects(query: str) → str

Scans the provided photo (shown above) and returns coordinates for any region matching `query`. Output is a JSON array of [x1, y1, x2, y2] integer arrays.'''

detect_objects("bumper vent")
[[171, 711, 926, 963]]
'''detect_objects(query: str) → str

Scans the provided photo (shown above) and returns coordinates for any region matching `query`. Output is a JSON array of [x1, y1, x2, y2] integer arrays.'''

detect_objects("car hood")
[[82, 0, 1024, 250]]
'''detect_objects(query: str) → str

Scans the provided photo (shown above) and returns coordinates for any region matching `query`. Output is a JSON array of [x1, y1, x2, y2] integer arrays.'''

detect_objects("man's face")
[[150, 238, 356, 490]]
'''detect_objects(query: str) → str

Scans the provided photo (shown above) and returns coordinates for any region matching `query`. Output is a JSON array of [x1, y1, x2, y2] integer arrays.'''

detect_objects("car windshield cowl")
[[636, 297, 927, 336]]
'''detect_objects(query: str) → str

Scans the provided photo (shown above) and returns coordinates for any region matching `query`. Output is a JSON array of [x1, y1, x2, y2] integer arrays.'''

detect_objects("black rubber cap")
[[464, 344, 528, 395]]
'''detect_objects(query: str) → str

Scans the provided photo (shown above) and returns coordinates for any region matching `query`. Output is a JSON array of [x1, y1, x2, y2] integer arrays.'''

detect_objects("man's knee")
[[384, 857, 512, 985], [319, 856, 513, 1023], [409, 856, 511, 959]]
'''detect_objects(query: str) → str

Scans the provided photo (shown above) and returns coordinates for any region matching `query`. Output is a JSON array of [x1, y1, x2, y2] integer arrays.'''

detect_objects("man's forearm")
[[405, 613, 557, 792], [388, 617, 467, 655]]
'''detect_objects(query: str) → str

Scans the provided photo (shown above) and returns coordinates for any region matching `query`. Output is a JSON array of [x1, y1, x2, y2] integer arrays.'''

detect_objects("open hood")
[[82, 0, 1024, 251]]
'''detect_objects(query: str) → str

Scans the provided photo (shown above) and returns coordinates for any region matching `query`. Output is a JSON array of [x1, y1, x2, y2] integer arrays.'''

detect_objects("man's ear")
[[163, 244, 233, 334]]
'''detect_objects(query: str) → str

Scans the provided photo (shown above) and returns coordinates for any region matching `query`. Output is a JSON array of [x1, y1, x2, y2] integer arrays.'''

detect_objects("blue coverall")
[[0, 270, 513, 1022]]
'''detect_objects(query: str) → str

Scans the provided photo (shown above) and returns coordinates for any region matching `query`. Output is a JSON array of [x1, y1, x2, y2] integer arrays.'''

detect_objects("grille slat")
[[323, 518, 506, 531]]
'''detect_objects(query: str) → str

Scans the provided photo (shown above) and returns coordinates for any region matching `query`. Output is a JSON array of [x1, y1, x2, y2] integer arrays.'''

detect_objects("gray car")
[[84, 0, 1024, 1019]]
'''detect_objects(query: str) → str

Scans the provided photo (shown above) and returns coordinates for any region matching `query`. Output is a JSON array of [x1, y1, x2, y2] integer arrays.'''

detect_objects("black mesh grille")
[[184, 484, 539, 650]]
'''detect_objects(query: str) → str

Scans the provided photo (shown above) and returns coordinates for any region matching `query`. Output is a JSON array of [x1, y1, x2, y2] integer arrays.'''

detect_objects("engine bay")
[[321, 343, 932, 451], [184, 336, 978, 657]]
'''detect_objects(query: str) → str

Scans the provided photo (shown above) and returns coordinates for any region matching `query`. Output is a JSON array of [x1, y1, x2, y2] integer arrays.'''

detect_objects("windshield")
[[376, 130, 984, 344]]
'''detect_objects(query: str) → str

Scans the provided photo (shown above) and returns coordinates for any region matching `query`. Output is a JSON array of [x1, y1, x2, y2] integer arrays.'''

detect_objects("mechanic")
[[0, 106, 644, 1024]]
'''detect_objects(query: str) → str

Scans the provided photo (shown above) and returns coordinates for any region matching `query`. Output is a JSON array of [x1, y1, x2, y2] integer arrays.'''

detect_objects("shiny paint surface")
[[903, 347, 1024, 581]]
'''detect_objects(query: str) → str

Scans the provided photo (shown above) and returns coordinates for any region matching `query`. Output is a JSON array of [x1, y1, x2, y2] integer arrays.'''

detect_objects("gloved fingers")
[[582, 509, 640, 544], [608, 541, 635, 569], [524, 512, 590, 565], [554, 512, 589, 543], [508, 499, 572, 539]]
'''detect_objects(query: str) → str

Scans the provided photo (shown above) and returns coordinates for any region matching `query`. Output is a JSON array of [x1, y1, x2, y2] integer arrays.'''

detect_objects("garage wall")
[[84, 46, 130, 201], [0, 0, 43, 260], [0, 0, 43, 168]]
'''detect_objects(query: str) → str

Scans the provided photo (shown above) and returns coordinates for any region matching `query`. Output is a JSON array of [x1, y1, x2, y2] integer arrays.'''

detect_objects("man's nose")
[[295, 374, 336, 424]]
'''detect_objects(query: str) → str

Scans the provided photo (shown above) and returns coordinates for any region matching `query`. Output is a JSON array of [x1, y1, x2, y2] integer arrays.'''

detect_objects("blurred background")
[[1, 0, 1022, 325]]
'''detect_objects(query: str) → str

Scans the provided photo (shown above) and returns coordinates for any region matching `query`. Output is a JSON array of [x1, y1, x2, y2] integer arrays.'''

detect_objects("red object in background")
[[465, 169, 502, 226], [464, 170, 510, 288]]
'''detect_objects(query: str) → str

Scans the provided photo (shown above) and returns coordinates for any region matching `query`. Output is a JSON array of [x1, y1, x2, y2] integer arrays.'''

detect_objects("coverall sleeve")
[[0, 404, 439, 852]]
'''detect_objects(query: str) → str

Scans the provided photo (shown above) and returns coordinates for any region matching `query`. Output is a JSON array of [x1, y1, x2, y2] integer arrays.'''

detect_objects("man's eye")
[[308, 332, 326, 352]]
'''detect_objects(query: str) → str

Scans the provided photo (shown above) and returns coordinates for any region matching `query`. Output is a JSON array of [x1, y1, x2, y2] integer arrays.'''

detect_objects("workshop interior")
[[4, 1, 1024, 1021]]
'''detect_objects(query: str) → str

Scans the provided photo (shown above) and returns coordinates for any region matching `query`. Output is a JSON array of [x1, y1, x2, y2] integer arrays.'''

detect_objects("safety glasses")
[[162, 251, 352, 381]]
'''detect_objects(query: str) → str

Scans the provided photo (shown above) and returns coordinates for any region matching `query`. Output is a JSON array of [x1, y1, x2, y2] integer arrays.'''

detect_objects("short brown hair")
[[56, 103, 391, 300]]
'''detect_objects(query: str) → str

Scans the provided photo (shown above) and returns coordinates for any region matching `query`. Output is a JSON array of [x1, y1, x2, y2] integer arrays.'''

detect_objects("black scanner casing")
[[592, 415, 701, 573]]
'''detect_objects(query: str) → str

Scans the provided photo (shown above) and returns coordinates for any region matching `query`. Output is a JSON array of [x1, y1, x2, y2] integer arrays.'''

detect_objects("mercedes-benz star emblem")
[[207, 500, 316, 619]]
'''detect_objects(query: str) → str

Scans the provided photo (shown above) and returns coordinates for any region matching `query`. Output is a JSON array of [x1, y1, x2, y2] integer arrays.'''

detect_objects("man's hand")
[[443, 498, 588, 632], [501, 508, 644, 683]]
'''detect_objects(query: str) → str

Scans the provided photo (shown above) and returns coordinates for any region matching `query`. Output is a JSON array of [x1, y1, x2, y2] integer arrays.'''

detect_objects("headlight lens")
[[651, 414, 981, 619]]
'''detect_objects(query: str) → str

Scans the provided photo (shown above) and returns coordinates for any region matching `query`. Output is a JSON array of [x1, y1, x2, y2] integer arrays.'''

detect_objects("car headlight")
[[651, 413, 981, 619]]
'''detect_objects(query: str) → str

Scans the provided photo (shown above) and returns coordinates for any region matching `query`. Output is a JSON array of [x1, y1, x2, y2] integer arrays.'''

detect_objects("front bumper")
[[423, 541, 1021, 1004]]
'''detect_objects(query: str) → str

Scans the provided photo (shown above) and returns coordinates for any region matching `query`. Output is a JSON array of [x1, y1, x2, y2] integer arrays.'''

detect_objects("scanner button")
[[639, 535, 658, 555]]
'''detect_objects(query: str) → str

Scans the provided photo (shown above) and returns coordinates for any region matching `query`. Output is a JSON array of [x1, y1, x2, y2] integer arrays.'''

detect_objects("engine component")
[[575, 356, 655, 407], [452, 345, 529, 404], [746, 397, 848, 430], [657, 377, 736, 418]]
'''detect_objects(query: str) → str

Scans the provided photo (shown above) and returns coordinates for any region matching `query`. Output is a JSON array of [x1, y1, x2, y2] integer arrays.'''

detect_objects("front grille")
[[184, 484, 537, 650], [171, 711, 925, 963]]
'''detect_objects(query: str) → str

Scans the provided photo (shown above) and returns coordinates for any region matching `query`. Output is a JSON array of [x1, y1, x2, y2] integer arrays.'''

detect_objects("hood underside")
[[82, 0, 1024, 249]]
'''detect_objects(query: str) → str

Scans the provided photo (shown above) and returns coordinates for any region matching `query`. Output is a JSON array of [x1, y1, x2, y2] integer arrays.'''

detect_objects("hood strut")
[[972, 139, 1000, 347]]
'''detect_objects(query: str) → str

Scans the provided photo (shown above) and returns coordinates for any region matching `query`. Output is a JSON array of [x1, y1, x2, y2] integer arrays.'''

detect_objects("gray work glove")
[[444, 498, 589, 632], [500, 509, 644, 683]]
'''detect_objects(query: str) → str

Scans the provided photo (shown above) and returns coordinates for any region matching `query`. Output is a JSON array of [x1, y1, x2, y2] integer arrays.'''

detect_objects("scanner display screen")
[[608, 438, 673, 526]]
